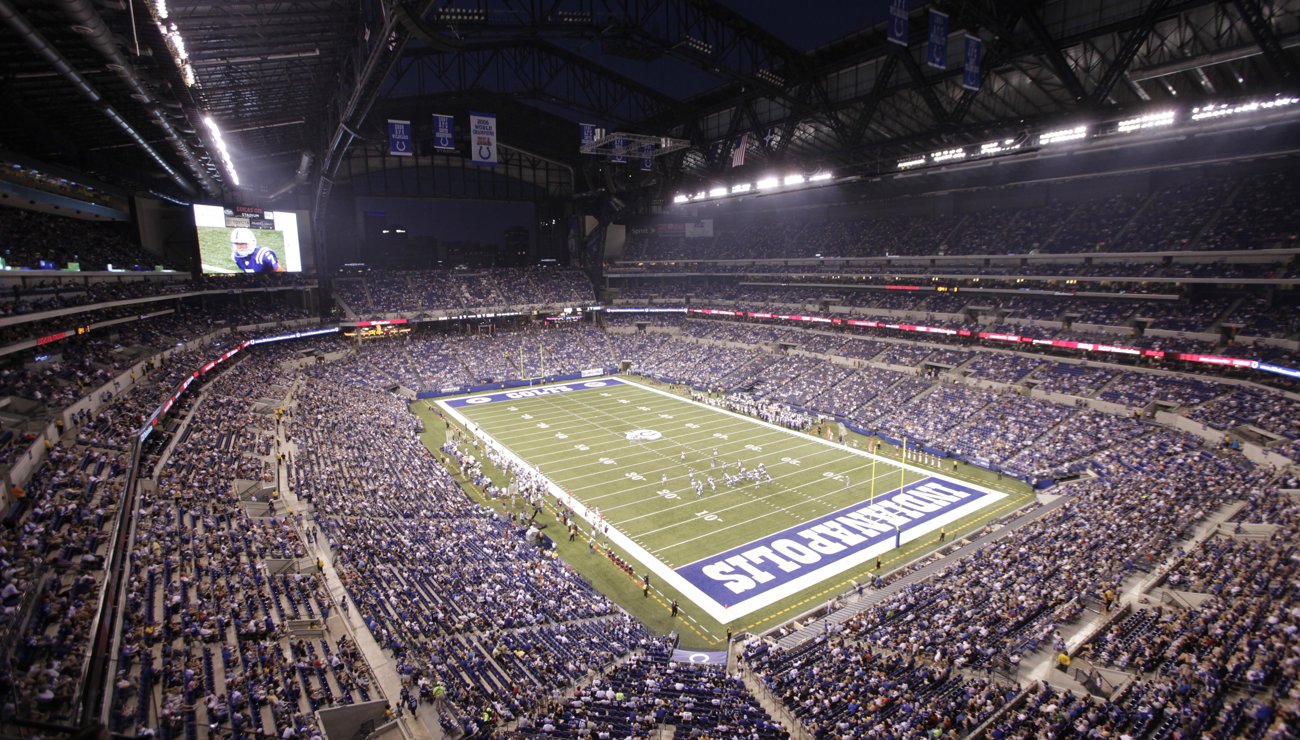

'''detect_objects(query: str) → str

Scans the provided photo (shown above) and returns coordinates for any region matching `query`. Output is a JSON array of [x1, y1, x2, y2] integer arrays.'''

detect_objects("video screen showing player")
[[229, 227, 283, 273], [193, 204, 302, 273]]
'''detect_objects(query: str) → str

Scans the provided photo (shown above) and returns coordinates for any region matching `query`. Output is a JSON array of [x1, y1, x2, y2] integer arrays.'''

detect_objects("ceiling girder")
[[390, 40, 681, 125], [1088, 0, 1177, 105], [847, 52, 902, 148], [1021, 5, 1089, 102], [1231, 0, 1299, 79]]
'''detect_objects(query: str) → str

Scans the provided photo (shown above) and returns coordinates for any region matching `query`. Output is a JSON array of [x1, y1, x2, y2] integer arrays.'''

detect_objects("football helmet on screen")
[[230, 227, 257, 258]]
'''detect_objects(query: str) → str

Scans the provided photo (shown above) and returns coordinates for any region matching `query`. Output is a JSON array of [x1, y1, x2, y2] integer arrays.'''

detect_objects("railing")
[[1074, 663, 1119, 698], [1160, 588, 1196, 610], [0, 563, 48, 665], [741, 670, 810, 740], [80, 435, 144, 727], [347, 719, 377, 740]]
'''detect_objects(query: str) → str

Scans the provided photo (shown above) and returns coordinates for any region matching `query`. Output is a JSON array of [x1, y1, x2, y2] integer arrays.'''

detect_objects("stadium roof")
[[0, 0, 1296, 203]]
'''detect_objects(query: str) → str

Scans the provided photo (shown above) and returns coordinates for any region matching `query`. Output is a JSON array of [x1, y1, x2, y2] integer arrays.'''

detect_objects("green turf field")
[[436, 376, 1032, 644]]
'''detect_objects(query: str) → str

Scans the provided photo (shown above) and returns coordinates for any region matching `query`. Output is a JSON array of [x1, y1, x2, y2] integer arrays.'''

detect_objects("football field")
[[437, 376, 1018, 628]]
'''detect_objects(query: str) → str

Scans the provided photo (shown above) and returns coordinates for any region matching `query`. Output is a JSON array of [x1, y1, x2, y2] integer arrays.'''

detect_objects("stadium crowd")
[[3, 301, 1298, 737], [2, 170, 1299, 740], [622, 167, 1299, 261], [333, 267, 595, 315]]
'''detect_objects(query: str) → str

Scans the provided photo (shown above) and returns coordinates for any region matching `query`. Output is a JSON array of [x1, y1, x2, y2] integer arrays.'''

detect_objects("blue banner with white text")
[[675, 477, 1004, 615], [888, 0, 909, 46], [387, 119, 413, 157], [441, 377, 624, 406], [580, 123, 598, 150], [963, 35, 982, 91], [432, 114, 455, 151], [927, 9, 948, 69]]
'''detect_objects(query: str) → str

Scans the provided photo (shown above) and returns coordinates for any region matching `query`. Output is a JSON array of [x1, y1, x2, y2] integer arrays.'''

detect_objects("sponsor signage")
[[1174, 353, 1257, 368]]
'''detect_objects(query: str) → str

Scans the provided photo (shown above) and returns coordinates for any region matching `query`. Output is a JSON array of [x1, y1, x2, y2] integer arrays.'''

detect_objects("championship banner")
[[611, 137, 628, 164], [432, 114, 455, 151], [580, 123, 599, 149], [963, 35, 982, 91], [888, 0, 909, 46], [470, 112, 498, 166], [640, 144, 654, 172], [387, 119, 413, 156], [927, 9, 948, 69]]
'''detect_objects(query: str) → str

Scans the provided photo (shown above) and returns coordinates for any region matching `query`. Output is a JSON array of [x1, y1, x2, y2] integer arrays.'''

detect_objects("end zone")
[[674, 477, 1005, 619], [442, 377, 625, 408]]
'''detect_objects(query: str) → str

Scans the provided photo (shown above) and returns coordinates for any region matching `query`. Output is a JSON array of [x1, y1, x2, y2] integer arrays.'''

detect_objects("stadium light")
[[1117, 110, 1176, 133], [694, 190, 707, 200], [897, 156, 926, 170], [930, 148, 966, 163], [808, 172, 833, 182], [979, 139, 1021, 155], [682, 35, 713, 55], [731, 183, 752, 194], [756, 176, 780, 189], [1191, 96, 1299, 121], [708, 187, 728, 198], [144, 0, 199, 91], [1039, 125, 1088, 145], [783, 174, 806, 185], [202, 115, 240, 186], [672, 194, 689, 204]]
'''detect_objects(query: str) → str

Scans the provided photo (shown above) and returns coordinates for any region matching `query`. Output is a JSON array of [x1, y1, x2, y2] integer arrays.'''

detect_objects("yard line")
[[617, 452, 903, 529], [462, 383, 918, 558], [467, 389, 810, 477], [462, 392, 764, 442], [644, 475, 902, 560], [490, 390, 841, 485], [481, 414, 796, 463], [459, 382, 912, 518]]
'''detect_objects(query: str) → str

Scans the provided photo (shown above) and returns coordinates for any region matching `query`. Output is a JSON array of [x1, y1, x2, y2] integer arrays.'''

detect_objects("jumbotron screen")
[[193, 204, 304, 274]]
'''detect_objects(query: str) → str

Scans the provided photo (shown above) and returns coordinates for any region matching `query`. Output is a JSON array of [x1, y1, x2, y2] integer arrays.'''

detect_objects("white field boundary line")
[[438, 389, 736, 622], [468, 407, 800, 474], [486, 394, 848, 494], [454, 384, 894, 546], [619, 376, 988, 484], [472, 387, 905, 559], [438, 376, 1009, 623], [462, 398, 781, 450], [450, 389, 827, 492], [619, 378, 1014, 618]]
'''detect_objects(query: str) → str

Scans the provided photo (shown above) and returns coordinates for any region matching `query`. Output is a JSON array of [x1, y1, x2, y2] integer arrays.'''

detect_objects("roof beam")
[[1021, 5, 1088, 102], [391, 40, 682, 126], [847, 52, 901, 148], [1231, 0, 1299, 79], [1088, 0, 1176, 106], [896, 48, 950, 124]]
